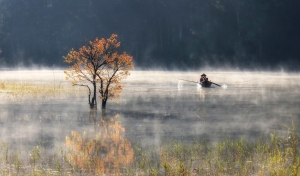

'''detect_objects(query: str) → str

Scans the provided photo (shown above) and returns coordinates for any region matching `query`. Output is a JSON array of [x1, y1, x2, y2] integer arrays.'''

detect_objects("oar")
[[211, 82, 221, 87], [178, 78, 221, 87], [178, 78, 199, 84]]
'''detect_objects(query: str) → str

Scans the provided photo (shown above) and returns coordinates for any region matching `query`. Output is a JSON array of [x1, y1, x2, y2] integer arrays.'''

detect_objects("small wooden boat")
[[199, 81, 213, 87]]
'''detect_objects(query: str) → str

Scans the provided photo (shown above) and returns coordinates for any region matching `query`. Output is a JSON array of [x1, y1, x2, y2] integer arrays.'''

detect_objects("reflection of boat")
[[197, 87, 206, 100]]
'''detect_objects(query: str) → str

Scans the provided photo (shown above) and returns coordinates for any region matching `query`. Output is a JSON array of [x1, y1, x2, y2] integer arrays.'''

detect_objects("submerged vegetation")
[[0, 124, 299, 175]]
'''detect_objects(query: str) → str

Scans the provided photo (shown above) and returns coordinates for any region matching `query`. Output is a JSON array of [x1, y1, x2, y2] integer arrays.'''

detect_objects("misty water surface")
[[0, 70, 300, 151]]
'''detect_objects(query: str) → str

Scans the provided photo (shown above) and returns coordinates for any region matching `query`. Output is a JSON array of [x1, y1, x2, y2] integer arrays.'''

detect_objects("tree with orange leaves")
[[64, 34, 134, 109]]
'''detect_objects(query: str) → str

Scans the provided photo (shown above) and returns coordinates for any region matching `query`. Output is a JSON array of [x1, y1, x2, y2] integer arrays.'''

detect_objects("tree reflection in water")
[[65, 110, 134, 174]]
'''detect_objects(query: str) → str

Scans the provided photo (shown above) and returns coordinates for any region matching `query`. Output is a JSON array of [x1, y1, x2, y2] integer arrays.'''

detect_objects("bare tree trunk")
[[101, 89, 108, 109], [90, 81, 97, 109], [101, 99, 107, 109]]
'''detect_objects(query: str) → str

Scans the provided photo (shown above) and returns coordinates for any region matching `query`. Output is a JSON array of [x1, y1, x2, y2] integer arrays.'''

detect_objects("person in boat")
[[200, 73, 208, 83], [200, 73, 212, 87]]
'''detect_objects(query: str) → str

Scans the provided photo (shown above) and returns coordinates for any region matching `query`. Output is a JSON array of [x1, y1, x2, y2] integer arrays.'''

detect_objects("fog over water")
[[0, 70, 300, 151]]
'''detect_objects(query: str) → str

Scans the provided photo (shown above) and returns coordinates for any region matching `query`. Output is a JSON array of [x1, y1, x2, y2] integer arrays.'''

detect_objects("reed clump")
[[0, 124, 299, 175], [0, 81, 86, 100]]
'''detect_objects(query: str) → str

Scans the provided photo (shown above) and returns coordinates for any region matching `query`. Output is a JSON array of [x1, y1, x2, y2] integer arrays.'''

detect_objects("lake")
[[0, 70, 300, 152]]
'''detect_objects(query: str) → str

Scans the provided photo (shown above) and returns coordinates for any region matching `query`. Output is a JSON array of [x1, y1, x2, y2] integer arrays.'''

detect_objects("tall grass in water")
[[0, 124, 299, 175], [129, 124, 300, 176], [0, 143, 72, 175]]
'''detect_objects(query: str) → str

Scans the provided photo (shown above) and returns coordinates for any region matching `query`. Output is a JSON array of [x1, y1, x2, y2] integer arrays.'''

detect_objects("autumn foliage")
[[65, 116, 134, 174], [64, 34, 134, 109]]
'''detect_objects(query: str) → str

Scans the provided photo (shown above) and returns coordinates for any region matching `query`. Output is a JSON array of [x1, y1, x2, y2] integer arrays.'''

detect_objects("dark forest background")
[[0, 0, 299, 70]]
